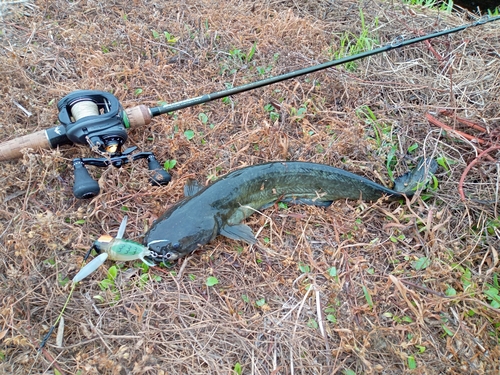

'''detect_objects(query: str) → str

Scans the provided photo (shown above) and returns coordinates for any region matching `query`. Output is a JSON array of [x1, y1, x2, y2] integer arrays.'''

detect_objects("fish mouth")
[[146, 240, 180, 262]]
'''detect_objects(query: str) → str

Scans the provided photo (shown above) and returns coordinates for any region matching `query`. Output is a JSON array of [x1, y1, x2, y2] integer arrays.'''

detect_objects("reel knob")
[[72, 160, 100, 199], [147, 155, 171, 186]]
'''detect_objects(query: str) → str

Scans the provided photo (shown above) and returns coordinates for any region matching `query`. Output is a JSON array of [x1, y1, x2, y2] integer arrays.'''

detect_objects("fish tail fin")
[[393, 158, 438, 196]]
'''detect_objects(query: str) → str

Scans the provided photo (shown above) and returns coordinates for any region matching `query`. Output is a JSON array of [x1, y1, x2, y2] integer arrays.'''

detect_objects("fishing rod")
[[1, 14, 498, 199]]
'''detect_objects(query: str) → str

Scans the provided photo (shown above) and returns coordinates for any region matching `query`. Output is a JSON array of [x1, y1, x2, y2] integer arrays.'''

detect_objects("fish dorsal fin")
[[220, 223, 257, 245], [184, 179, 205, 197]]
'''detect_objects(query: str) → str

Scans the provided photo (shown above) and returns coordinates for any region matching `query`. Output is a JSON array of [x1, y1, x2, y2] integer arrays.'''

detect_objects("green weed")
[[184, 129, 195, 140], [233, 362, 242, 375], [307, 318, 319, 329], [290, 105, 307, 120], [151, 29, 178, 44], [206, 276, 219, 286], [163, 159, 177, 171], [264, 103, 280, 122], [484, 273, 500, 308], [356, 105, 398, 179], [331, 8, 378, 71], [255, 298, 266, 307], [401, 0, 453, 13], [408, 355, 417, 369], [220, 42, 258, 76], [363, 285, 374, 308], [488, 7, 500, 16]]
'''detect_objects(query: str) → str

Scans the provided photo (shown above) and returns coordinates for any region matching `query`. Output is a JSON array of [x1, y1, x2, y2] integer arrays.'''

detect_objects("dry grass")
[[1, 0, 499, 374]]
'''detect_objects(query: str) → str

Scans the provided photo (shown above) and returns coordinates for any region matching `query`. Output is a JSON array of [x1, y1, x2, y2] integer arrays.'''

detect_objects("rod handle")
[[0, 129, 51, 161], [124, 105, 152, 127]]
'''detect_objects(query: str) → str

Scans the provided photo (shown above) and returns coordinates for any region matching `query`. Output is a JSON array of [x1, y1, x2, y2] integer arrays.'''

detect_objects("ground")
[[0, 0, 499, 374]]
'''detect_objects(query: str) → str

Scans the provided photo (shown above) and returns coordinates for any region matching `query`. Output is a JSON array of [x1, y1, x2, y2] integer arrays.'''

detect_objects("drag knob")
[[73, 159, 100, 199]]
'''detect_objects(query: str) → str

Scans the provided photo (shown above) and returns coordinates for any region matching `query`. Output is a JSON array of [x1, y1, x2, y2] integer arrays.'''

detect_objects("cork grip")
[[125, 105, 152, 127], [0, 130, 51, 161]]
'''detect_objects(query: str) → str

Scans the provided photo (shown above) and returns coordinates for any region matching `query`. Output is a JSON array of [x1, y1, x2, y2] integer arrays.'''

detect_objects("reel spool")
[[56, 90, 170, 199]]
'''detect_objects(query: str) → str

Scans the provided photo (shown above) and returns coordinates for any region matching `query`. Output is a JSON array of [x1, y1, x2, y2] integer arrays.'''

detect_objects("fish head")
[[144, 212, 219, 262]]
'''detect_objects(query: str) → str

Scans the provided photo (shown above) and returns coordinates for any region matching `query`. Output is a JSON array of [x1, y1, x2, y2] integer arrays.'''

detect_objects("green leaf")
[[107, 266, 118, 280], [411, 256, 431, 271], [74, 219, 86, 225], [307, 318, 318, 329], [407, 143, 419, 153], [445, 285, 457, 296], [58, 275, 70, 287], [408, 355, 417, 369], [328, 267, 338, 277], [363, 286, 373, 308], [461, 268, 473, 292], [233, 362, 242, 375], [343, 369, 356, 375], [163, 159, 177, 171], [189, 274, 196, 281], [206, 276, 219, 287], [386, 146, 397, 180], [255, 298, 266, 307], [151, 29, 160, 39], [241, 294, 250, 303], [45, 258, 56, 266], [246, 41, 257, 62], [299, 263, 310, 273], [134, 88, 143, 96], [415, 345, 426, 353], [278, 202, 288, 209], [326, 314, 337, 323], [184, 129, 195, 140], [442, 324, 454, 336], [436, 156, 451, 172], [99, 279, 114, 291], [164, 31, 178, 44], [484, 286, 500, 308], [198, 112, 209, 124]]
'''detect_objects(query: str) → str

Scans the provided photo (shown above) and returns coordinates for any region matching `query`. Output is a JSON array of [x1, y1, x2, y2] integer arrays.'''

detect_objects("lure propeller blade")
[[116, 215, 128, 239], [72, 253, 109, 283]]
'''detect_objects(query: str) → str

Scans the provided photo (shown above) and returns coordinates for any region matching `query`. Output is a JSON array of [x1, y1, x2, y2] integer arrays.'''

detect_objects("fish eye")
[[165, 252, 172, 259]]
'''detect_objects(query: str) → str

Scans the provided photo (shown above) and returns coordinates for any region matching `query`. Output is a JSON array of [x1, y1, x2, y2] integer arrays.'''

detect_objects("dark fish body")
[[144, 160, 436, 261]]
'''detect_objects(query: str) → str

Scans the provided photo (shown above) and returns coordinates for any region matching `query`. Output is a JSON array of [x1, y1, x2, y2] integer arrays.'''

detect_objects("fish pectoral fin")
[[220, 223, 257, 245], [184, 179, 205, 197]]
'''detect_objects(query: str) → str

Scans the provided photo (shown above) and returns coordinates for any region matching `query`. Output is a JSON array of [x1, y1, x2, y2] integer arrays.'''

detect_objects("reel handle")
[[147, 155, 171, 185], [72, 160, 100, 199]]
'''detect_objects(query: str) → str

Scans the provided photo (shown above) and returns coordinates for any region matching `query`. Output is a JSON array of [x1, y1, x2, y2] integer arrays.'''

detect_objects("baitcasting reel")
[[57, 90, 171, 198]]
